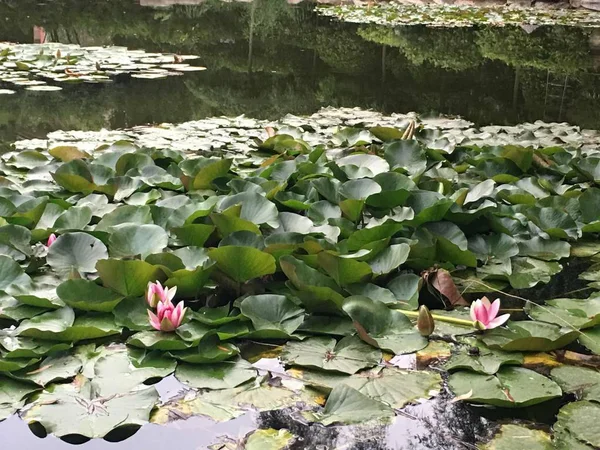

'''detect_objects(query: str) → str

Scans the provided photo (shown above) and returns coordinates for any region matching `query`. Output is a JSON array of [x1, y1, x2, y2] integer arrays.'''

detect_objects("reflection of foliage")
[[313, 23, 380, 73], [242, 0, 299, 40], [476, 27, 593, 73], [1, 0, 600, 138], [360, 25, 483, 71]]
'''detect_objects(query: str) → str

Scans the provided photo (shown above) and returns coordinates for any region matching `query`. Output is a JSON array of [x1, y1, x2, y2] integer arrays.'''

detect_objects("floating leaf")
[[481, 321, 580, 351], [239, 295, 305, 339], [482, 424, 552, 450], [342, 296, 428, 354], [175, 358, 257, 390], [96, 259, 165, 297], [23, 376, 158, 441], [304, 384, 394, 425], [208, 246, 276, 283], [281, 336, 381, 374], [448, 366, 561, 408], [56, 279, 124, 313], [47, 232, 108, 275]]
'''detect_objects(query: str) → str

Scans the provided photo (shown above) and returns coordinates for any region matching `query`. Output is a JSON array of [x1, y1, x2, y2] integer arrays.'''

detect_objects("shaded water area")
[[1, 1, 600, 450], [1, 0, 600, 144]]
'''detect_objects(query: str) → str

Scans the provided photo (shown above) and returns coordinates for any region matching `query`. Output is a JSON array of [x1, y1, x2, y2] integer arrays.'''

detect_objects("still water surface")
[[1, 0, 600, 145]]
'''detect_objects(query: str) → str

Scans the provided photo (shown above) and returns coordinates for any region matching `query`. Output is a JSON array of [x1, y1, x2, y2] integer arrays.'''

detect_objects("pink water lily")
[[470, 296, 510, 330], [146, 281, 176, 308], [148, 296, 186, 332], [46, 233, 57, 247]]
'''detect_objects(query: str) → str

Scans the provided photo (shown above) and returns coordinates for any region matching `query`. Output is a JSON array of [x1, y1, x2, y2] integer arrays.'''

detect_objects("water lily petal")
[[470, 300, 480, 322], [488, 298, 501, 320], [148, 310, 162, 331], [165, 286, 177, 302], [171, 302, 185, 328], [487, 314, 510, 329], [46, 233, 57, 247]]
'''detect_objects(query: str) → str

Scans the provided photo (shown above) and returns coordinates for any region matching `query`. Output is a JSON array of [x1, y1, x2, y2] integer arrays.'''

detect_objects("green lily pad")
[[280, 255, 345, 313], [56, 279, 124, 312], [112, 297, 152, 331], [208, 246, 276, 283], [526, 296, 600, 330], [169, 336, 239, 364], [47, 232, 108, 275], [508, 257, 562, 289], [16, 352, 83, 386], [0, 377, 39, 421], [96, 259, 165, 297], [579, 326, 600, 354], [482, 424, 552, 450], [281, 336, 381, 374], [443, 339, 523, 375], [551, 366, 600, 402], [127, 331, 193, 351], [554, 401, 600, 449], [245, 428, 295, 450], [304, 384, 394, 425], [239, 295, 305, 339], [175, 358, 257, 389], [317, 251, 372, 286], [16, 307, 74, 338], [108, 224, 168, 258], [22, 376, 158, 441], [0, 255, 31, 290], [481, 321, 580, 351], [342, 296, 428, 355], [92, 348, 175, 396], [448, 366, 562, 408]]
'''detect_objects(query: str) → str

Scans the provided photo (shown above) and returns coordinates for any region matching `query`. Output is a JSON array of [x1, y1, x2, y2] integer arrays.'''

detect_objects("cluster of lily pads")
[[317, 2, 600, 28], [0, 109, 599, 448], [14, 107, 600, 158], [0, 43, 204, 94]]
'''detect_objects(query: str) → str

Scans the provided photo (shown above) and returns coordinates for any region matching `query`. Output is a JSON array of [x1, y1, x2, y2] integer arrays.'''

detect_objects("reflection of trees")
[[254, 394, 494, 449], [476, 27, 593, 73], [1, 0, 599, 141], [359, 25, 482, 71]]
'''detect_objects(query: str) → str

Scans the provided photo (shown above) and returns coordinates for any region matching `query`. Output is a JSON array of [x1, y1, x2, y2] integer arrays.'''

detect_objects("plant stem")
[[400, 310, 474, 327]]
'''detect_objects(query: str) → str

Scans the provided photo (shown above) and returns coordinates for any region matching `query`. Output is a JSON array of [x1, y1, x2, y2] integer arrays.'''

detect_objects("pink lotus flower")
[[47, 233, 57, 247], [146, 281, 176, 308], [148, 296, 186, 332], [470, 296, 510, 330]]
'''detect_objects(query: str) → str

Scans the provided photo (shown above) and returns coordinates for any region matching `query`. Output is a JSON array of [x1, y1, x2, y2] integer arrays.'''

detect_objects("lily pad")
[[208, 246, 276, 283], [281, 336, 381, 374], [56, 279, 124, 313], [482, 424, 552, 450], [304, 384, 394, 425], [448, 366, 562, 408], [239, 295, 305, 339], [175, 358, 257, 390], [481, 321, 580, 351], [342, 296, 428, 354], [22, 376, 158, 441], [47, 232, 108, 275]]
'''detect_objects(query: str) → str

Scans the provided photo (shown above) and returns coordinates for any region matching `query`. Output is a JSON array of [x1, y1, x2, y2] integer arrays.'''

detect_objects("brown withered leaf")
[[423, 268, 469, 307]]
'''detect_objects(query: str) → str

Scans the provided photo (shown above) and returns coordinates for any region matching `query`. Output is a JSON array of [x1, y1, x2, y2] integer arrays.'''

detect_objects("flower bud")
[[417, 305, 435, 336]]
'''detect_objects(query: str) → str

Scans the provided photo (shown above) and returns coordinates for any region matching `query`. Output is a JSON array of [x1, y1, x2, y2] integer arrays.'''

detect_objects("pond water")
[[1, 1, 600, 450], [1, 0, 600, 145]]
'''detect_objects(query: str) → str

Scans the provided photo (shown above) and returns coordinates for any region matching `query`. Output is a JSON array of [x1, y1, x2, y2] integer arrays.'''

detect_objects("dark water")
[[1, 0, 600, 145]]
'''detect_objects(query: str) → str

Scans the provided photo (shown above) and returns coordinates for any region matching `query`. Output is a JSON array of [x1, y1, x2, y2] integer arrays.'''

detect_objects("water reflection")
[[0, 413, 257, 450], [0, 0, 599, 144]]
